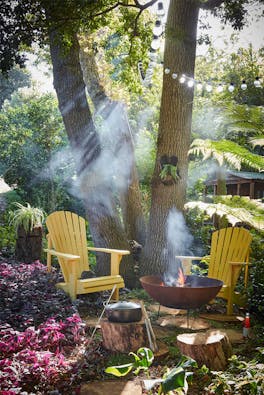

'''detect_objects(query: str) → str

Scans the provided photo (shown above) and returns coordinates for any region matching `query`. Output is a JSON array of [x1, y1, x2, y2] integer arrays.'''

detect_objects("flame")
[[176, 267, 186, 287]]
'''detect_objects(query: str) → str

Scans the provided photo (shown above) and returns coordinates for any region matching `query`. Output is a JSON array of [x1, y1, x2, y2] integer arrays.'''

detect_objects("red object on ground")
[[243, 313, 250, 338]]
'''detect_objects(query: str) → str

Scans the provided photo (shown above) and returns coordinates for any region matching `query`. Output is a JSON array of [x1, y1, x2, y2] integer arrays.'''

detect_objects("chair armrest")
[[230, 261, 249, 266], [87, 247, 130, 255], [88, 247, 130, 276], [44, 248, 80, 261], [175, 256, 203, 260], [175, 256, 203, 275]]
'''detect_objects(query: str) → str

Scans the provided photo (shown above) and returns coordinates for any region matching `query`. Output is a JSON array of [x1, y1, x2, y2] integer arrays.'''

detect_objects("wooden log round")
[[101, 318, 149, 353], [177, 330, 232, 371]]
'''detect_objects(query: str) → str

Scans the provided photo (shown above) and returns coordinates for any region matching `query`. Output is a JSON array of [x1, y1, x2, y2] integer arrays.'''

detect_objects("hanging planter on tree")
[[10, 202, 45, 263], [159, 155, 180, 185]]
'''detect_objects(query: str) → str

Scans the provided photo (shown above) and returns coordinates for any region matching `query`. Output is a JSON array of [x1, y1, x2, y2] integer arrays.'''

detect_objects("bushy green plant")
[[10, 202, 45, 232], [204, 353, 264, 395], [106, 347, 197, 394]]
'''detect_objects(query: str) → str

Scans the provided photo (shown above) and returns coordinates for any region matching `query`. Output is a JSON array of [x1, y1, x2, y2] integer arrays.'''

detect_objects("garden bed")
[[0, 255, 263, 394]]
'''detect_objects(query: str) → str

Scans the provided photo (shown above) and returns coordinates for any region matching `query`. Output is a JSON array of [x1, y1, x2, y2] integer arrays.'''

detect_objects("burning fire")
[[176, 267, 186, 287], [162, 267, 186, 287]]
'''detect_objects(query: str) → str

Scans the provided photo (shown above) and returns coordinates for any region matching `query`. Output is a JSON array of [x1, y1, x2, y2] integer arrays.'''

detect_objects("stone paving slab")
[[80, 379, 142, 395], [157, 315, 211, 330]]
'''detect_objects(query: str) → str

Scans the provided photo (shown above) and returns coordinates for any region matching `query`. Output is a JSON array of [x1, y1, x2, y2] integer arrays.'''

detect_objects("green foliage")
[[159, 164, 180, 182], [204, 353, 264, 395], [105, 347, 154, 377], [106, 347, 197, 394], [0, 66, 30, 109], [0, 91, 78, 213], [189, 139, 264, 172], [10, 202, 45, 232], [185, 198, 264, 232]]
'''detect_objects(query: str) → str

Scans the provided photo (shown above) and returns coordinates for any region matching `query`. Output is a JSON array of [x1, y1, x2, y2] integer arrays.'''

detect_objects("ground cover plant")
[[1, 255, 264, 394], [0, 256, 108, 394]]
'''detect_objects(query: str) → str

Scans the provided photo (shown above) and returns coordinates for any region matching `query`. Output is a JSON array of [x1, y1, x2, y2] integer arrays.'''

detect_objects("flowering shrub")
[[0, 258, 88, 393]]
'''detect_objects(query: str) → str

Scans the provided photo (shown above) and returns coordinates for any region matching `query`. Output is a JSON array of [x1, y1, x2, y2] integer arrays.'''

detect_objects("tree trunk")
[[48, 29, 136, 287], [177, 330, 232, 370], [141, 0, 200, 275], [79, 41, 146, 245]]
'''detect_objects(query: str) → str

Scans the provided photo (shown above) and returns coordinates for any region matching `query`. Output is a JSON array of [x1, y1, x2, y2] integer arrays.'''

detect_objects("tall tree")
[[1, 0, 263, 284]]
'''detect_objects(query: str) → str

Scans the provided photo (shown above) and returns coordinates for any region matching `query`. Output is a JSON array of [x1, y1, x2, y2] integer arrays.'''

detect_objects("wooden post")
[[177, 330, 232, 370]]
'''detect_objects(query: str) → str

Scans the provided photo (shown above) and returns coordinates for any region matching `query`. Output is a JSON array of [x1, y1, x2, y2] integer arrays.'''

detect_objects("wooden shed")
[[205, 171, 264, 199]]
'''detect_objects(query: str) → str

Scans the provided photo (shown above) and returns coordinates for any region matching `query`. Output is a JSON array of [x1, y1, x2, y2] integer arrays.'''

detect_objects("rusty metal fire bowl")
[[140, 275, 223, 310]]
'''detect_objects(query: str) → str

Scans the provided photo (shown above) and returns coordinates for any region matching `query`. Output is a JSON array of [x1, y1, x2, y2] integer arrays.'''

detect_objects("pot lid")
[[106, 301, 141, 310]]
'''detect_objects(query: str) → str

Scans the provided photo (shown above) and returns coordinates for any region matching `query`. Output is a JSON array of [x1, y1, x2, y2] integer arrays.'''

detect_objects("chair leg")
[[112, 286, 119, 301], [69, 274, 77, 301], [227, 286, 234, 315]]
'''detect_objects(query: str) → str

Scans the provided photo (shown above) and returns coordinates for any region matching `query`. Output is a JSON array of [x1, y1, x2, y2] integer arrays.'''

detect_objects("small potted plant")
[[10, 202, 45, 263]]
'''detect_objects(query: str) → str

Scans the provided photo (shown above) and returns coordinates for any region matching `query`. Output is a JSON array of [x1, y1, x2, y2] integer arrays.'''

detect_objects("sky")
[[26, 2, 264, 92]]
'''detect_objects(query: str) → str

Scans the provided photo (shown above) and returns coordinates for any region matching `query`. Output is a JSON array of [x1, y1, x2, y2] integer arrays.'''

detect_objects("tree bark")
[[48, 29, 136, 287], [101, 318, 148, 353], [79, 39, 146, 246], [177, 330, 232, 370], [141, 0, 200, 275]]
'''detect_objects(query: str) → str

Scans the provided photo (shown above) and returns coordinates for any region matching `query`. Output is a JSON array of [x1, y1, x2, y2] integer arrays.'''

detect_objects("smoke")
[[163, 208, 194, 284], [70, 100, 134, 215]]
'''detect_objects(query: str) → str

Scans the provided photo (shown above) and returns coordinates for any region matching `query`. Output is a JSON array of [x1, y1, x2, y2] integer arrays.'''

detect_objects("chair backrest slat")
[[208, 227, 252, 285], [46, 211, 89, 280]]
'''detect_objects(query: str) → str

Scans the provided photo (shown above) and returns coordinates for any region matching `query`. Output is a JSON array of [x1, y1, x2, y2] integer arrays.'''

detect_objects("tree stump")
[[101, 318, 149, 353], [177, 330, 232, 370], [15, 225, 42, 263]]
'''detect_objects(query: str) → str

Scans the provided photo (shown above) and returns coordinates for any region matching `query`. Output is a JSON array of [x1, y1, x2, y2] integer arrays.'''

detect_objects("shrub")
[[0, 258, 88, 393]]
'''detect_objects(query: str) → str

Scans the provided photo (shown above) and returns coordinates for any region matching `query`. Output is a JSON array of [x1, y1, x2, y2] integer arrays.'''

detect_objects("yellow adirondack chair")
[[44, 211, 130, 301], [176, 227, 252, 315]]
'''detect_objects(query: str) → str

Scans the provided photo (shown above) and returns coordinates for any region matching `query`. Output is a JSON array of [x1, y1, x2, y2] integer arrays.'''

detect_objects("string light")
[[206, 83, 213, 92], [241, 80, 247, 90], [216, 84, 224, 93], [196, 82, 203, 91], [156, 1, 165, 17], [187, 79, 194, 88], [172, 73, 177, 79], [228, 83, 235, 92], [150, 35, 160, 51], [153, 20, 163, 37], [179, 74, 186, 84], [164, 68, 170, 74], [254, 77, 261, 88]]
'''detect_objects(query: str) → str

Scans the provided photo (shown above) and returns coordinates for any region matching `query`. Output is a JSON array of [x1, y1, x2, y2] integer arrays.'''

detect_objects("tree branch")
[[199, 0, 225, 10], [90, 0, 158, 18]]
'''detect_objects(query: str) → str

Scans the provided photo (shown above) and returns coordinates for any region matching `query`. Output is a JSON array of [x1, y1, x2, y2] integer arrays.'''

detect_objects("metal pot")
[[105, 301, 142, 323]]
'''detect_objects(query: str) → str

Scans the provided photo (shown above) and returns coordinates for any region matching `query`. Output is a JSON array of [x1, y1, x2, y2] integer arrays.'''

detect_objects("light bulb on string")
[[172, 73, 177, 79], [149, 52, 158, 62], [206, 83, 212, 92], [216, 84, 224, 93], [157, 2, 165, 17], [150, 35, 160, 51], [187, 79, 194, 88], [241, 80, 247, 90], [179, 74, 186, 84], [153, 20, 163, 36], [196, 82, 203, 91], [228, 83, 235, 92], [254, 77, 261, 88], [164, 68, 170, 74]]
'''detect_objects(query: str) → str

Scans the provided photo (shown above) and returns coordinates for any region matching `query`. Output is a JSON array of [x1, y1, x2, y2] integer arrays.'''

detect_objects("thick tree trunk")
[[48, 30, 136, 287], [79, 41, 146, 246], [141, 0, 200, 275]]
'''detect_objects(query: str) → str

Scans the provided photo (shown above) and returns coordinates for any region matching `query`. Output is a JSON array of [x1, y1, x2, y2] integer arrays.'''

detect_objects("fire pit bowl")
[[140, 275, 223, 310]]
